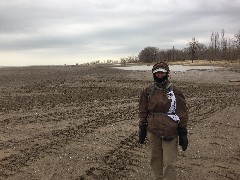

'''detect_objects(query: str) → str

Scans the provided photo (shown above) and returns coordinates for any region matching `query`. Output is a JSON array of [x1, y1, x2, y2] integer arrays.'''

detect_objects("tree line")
[[121, 29, 240, 64]]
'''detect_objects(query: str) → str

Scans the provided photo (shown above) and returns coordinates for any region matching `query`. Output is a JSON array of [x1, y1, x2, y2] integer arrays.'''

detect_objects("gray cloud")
[[0, 0, 240, 65]]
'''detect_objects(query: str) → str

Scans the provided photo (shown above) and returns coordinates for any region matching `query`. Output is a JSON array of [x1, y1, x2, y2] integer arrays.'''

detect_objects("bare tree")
[[234, 31, 240, 51], [220, 29, 228, 60], [209, 31, 221, 60], [120, 58, 126, 66], [138, 46, 159, 63], [188, 37, 199, 63], [214, 32, 220, 60], [197, 43, 207, 60], [172, 46, 175, 61]]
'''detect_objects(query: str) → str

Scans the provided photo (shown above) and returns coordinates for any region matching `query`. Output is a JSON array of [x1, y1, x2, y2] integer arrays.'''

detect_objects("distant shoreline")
[[1, 59, 239, 69]]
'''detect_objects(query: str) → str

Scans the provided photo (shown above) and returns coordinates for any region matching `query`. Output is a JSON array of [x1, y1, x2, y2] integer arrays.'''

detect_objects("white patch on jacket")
[[167, 90, 180, 122]]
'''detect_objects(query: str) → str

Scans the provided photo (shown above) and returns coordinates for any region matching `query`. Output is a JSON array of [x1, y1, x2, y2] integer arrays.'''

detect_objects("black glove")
[[178, 127, 188, 151], [139, 121, 147, 144]]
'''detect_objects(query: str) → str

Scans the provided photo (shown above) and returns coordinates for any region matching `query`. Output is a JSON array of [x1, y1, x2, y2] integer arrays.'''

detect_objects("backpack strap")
[[166, 83, 173, 92], [147, 83, 158, 100]]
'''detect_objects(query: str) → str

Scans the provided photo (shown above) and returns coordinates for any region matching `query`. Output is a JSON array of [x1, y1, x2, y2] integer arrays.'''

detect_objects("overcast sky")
[[0, 0, 240, 66]]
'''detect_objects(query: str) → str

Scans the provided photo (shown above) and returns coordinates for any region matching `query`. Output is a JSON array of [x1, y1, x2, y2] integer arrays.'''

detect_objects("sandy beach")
[[0, 63, 240, 180]]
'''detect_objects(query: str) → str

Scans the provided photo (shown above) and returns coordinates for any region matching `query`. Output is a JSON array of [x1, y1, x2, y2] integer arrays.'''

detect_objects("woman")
[[138, 62, 189, 180]]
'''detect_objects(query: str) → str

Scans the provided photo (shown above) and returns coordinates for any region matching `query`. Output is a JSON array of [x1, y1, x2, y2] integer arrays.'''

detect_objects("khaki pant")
[[147, 132, 178, 180]]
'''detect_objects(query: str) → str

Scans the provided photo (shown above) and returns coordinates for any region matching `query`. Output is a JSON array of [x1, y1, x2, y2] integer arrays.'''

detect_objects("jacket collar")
[[154, 80, 170, 88]]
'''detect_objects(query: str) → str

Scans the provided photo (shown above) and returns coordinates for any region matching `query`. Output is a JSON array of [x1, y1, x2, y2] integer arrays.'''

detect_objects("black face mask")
[[153, 74, 168, 84]]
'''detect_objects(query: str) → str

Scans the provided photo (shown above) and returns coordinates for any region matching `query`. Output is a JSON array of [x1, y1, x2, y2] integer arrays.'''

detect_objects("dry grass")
[[169, 59, 240, 66]]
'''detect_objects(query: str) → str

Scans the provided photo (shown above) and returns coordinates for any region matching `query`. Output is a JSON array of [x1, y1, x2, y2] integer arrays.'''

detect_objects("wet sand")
[[0, 64, 239, 180]]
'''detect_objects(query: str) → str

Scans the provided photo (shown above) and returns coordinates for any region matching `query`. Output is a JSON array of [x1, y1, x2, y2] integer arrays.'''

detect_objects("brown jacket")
[[139, 81, 188, 138]]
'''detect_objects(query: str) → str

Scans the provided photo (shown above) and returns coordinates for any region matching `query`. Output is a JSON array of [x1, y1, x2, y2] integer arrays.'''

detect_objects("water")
[[113, 65, 223, 72]]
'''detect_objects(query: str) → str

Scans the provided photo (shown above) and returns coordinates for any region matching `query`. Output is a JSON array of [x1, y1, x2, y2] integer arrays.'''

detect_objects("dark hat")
[[152, 62, 170, 74]]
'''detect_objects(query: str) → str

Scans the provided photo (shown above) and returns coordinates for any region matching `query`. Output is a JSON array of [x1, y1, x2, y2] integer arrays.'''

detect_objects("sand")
[[0, 63, 239, 180]]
